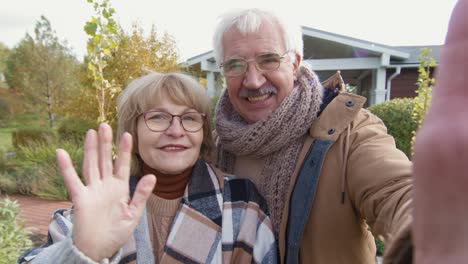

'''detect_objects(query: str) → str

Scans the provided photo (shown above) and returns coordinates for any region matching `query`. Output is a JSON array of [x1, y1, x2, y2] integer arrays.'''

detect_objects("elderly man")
[[213, 6, 467, 264]]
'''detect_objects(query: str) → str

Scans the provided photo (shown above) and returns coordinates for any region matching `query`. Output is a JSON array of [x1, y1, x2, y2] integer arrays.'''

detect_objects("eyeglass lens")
[[144, 111, 204, 132], [222, 53, 283, 76]]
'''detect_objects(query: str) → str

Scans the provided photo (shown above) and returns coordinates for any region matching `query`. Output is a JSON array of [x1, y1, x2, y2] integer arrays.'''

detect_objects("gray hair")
[[212, 8, 303, 67]]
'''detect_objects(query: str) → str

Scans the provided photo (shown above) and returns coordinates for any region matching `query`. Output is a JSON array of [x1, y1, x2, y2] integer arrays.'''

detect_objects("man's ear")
[[292, 52, 301, 76]]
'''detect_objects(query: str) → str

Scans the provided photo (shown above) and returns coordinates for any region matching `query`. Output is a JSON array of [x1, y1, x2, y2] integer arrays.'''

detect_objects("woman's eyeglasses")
[[142, 111, 206, 132]]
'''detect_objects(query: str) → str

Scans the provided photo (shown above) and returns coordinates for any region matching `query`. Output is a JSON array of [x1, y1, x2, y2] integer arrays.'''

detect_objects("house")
[[185, 26, 440, 107]]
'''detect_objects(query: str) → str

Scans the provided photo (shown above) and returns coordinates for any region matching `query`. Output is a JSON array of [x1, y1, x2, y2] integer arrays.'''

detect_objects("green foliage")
[[0, 128, 13, 151], [411, 48, 436, 154], [0, 197, 32, 263], [0, 43, 11, 90], [0, 97, 12, 122], [12, 128, 56, 148], [0, 172, 17, 194], [4, 16, 82, 128], [0, 42, 11, 74], [58, 118, 96, 142], [58, 63, 98, 123], [345, 84, 357, 94], [1, 141, 82, 200], [84, 0, 120, 123], [107, 23, 180, 87], [375, 237, 385, 256], [83, 1, 181, 125], [368, 98, 417, 158], [0, 108, 26, 153]]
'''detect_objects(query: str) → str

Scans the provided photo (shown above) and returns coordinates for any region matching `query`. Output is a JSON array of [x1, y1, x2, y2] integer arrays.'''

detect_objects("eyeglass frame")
[[220, 50, 292, 77], [139, 110, 207, 133]]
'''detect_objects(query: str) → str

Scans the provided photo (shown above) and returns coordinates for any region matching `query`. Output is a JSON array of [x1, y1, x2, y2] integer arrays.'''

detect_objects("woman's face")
[[136, 99, 204, 174]]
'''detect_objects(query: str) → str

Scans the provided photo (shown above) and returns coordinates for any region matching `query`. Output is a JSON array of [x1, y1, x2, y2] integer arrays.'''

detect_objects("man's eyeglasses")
[[220, 51, 291, 77], [142, 111, 206, 132]]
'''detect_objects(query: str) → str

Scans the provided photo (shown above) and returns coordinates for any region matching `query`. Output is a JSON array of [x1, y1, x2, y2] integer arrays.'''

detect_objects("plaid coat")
[[18, 160, 277, 264]]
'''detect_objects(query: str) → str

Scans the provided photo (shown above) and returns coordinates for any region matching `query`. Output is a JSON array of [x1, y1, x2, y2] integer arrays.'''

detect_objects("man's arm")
[[343, 109, 412, 263]]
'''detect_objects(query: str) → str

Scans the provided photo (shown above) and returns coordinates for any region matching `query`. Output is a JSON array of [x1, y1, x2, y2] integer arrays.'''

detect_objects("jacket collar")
[[182, 160, 223, 227], [310, 92, 366, 141]]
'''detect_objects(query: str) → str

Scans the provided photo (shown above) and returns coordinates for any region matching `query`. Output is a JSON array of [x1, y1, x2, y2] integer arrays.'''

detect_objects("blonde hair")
[[117, 72, 215, 176]]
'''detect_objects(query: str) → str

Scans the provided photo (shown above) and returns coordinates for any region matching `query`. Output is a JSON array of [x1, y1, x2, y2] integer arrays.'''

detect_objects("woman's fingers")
[[98, 123, 114, 180], [114, 132, 133, 182], [128, 174, 156, 218], [56, 149, 84, 201], [82, 129, 100, 185]]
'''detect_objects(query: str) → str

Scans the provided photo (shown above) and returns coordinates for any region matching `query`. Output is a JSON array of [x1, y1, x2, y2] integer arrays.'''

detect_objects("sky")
[[0, 0, 458, 62]]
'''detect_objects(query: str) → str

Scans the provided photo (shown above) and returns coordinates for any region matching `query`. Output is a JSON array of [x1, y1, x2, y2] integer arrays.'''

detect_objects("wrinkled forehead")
[[222, 20, 286, 58]]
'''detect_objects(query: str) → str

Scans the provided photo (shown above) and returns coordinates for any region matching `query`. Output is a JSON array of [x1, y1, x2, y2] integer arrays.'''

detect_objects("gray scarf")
[[215, 66, 323, 234]]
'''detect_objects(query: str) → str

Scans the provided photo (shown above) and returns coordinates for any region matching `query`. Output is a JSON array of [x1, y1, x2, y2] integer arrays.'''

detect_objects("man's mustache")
[[239, 86, 278, 98]]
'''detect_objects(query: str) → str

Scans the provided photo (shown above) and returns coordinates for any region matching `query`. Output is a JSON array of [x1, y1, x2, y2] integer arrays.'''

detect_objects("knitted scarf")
[[215, 66, 323, 234]]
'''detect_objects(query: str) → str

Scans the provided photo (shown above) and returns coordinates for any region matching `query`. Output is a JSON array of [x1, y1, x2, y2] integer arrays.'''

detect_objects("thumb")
[[128, 174, 156, 219]]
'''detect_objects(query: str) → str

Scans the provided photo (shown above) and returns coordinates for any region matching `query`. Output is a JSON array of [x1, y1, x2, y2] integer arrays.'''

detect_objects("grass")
[[0, 112, 51, 151], [0, 128, 13, 151]]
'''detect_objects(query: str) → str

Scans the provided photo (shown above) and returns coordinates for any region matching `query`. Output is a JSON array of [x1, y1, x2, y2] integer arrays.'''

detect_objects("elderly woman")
[[19, 72, 276, 264]]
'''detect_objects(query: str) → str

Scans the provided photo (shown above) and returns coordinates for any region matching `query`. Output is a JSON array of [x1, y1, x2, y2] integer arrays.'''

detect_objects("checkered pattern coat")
[[18, 160, 277, 264]]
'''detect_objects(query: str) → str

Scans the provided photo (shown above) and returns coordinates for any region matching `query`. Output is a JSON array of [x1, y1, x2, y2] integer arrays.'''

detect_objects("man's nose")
[[165, 117, 185, 137], [242, 62, 266, 89]]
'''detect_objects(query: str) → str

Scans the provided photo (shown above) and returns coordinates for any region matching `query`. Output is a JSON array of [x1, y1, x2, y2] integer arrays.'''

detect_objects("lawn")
[[0, 127, 13, 151], [0, 112, 51, 152]]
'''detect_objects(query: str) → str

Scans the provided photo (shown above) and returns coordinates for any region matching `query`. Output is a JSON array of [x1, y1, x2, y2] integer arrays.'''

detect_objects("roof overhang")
[[301, 26, 410, 60]]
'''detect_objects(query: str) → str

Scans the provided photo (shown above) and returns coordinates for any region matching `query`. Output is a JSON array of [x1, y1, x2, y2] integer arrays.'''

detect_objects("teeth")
[[163, 146, 184, 150], [247, 93, 269, 102]]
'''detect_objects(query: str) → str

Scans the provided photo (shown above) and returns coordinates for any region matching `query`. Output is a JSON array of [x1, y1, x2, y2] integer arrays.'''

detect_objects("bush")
[[0, 90, 24, 126], [375, 237, 385, 256], [0, 172, 17, 195], [368, 98, 417, 158], [0, 197, 32, 263], [0, 141, 83, 200], [12, 127, 56, 148], [58, 118, 96, 142], [0, 97, 12, 123]]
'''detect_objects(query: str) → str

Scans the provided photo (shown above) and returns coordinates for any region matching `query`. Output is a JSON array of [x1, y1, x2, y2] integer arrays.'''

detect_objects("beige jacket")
[[234, 92, 412, 264]]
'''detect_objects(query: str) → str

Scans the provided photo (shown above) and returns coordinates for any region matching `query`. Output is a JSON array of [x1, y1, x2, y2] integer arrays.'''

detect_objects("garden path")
[[1, 194, 71, 235]]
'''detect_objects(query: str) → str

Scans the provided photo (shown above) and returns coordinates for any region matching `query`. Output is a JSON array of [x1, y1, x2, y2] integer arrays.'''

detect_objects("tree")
[[84, 0, 119, 124], [4, 36, 34, 95], [99, 23, 180, 124], [83, 0, 181, 124], [0, 42, 10, 74], [5, 16, 81, 128], [411, 48, 436, 154], [106, 23, 180, 88]]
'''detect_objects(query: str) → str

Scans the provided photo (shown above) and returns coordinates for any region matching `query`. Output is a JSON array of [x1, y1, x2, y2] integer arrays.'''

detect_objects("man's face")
[[222, 21, 299, 123]]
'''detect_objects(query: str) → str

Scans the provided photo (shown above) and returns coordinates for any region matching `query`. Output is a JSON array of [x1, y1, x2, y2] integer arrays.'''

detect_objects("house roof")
[[186, 26, 441, 70], [301, 26, 410, 60], [391, 45, 441, 65]]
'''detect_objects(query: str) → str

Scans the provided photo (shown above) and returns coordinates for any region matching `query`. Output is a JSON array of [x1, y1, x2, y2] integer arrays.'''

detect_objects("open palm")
[[413, 1, 468, 263], [56, 123, 156, 261]]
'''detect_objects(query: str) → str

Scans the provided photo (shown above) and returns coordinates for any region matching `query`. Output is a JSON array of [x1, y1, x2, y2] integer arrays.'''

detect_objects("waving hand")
[[56, 123, 156, 261]]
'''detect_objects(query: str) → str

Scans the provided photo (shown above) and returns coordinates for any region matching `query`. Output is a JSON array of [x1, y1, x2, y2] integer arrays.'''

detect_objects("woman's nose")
[[164, 117, 185, 137]]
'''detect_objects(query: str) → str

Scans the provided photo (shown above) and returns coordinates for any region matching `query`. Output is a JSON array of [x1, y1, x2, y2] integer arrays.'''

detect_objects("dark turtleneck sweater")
[[142, 163, 193, 199]]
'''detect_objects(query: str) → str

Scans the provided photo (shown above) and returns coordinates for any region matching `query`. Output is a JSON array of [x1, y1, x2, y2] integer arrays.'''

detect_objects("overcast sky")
[[0, 0, 458, 61]]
